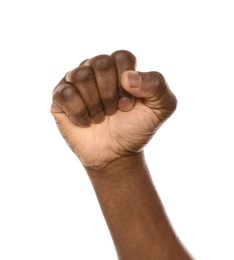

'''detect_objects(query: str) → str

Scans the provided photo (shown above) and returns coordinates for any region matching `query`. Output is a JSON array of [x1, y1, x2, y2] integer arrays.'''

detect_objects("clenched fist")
[[51, 50, 177, 169]]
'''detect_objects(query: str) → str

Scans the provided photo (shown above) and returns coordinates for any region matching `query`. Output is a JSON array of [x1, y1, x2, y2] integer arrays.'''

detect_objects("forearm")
[[86, 152, 192, 260]]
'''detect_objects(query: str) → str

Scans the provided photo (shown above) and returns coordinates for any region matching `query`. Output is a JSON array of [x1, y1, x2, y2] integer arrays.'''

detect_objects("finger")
[[111, 50, 137, 111], [121, 70, 177, 122], [52, 79, 91, 127], [84, 55, 119, 116], [65, 66, 105, 123], [79, 59, 88, 66]]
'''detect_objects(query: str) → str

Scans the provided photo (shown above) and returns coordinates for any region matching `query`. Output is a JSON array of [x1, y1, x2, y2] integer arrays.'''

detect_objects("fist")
[[51, 50, 177, 169]]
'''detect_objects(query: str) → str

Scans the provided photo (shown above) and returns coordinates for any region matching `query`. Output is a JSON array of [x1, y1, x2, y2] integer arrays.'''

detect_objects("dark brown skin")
[[51, 50, 193, 259]]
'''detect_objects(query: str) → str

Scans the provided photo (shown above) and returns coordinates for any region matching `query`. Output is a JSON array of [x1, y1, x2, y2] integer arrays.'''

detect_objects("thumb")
[[121, 70, 177, 121]]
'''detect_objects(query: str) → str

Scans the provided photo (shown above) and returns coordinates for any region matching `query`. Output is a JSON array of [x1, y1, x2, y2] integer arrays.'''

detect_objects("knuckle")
[[56, 84, 77, 103], [90, 55, 115, 71], [66, 66, 95, 83], [149, 71, 166, 89], [148, 71, 168, 97], [150, 71, 177, 112], [79, 59, 88, 66], [111, 50, 136, 66]]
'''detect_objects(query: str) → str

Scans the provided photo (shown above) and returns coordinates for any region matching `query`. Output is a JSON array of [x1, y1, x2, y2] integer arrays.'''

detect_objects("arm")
[[87, 154, 191, 260], [51, 50, 193, 260]]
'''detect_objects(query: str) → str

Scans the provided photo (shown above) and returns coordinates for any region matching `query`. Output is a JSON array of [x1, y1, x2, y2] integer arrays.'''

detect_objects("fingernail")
[[92, 111, 105, 124], [127, 71, 142, 88], [75, 116, 91, 127], [105, 106, 117, 116], [118, 97, 134, 111]]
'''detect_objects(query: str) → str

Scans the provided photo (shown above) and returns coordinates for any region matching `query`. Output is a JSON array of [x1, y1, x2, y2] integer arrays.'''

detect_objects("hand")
[[51, 50, 177, 169]]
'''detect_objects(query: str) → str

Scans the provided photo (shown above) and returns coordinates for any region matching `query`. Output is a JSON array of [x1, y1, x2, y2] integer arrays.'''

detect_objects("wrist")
[[85, 151, 144, 172], [85, 151, 147, 187]]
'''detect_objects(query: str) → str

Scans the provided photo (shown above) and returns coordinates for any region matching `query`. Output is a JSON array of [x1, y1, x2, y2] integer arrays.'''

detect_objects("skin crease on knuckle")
[[89, 55, 116, 72], [59, 84, 78, 103], [111, 50, 137, 69], [65, 65, 95, 84]]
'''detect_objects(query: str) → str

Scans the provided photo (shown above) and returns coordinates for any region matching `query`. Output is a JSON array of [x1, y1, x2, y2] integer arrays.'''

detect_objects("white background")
[[0, 0, 233, 259]]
